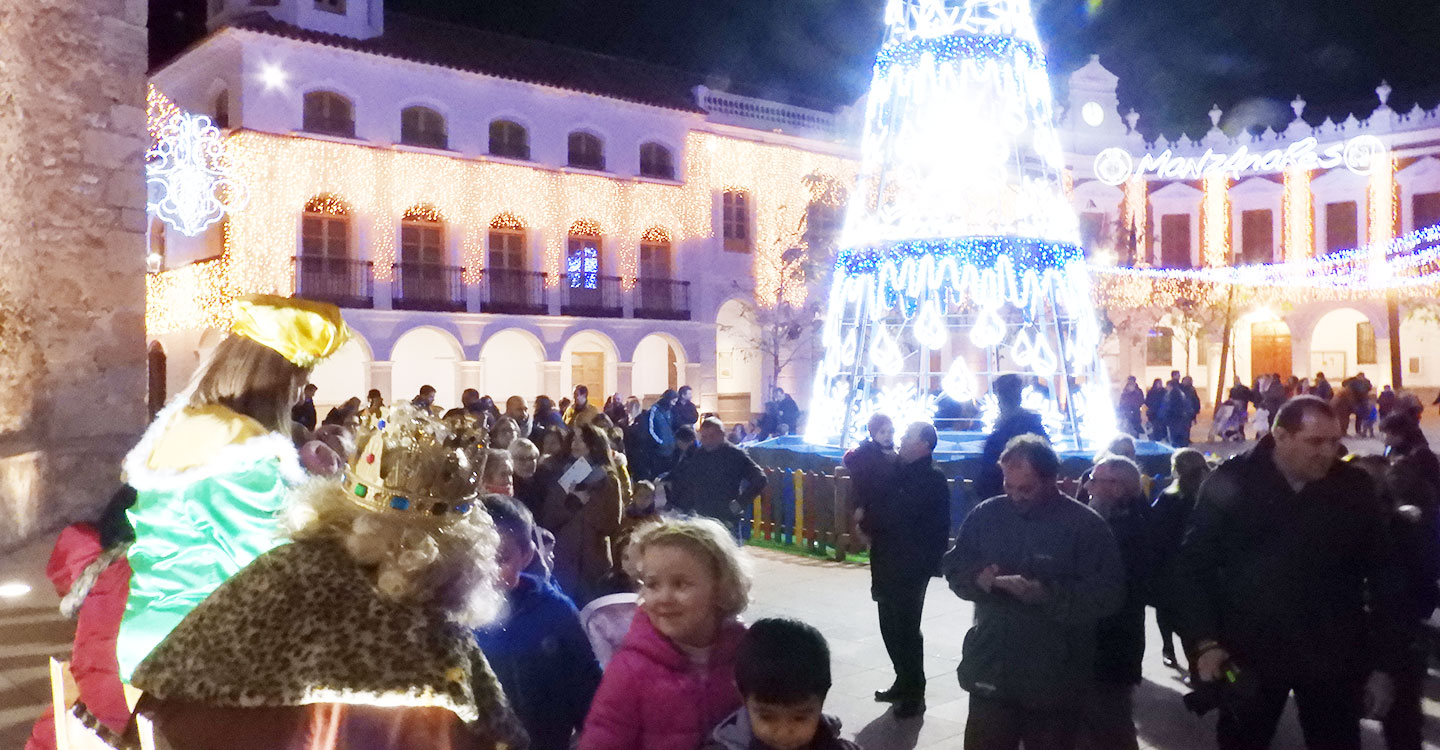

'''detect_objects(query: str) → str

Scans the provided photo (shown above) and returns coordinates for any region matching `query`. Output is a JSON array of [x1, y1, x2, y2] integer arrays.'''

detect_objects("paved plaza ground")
[[4, 417, 1440, 748]]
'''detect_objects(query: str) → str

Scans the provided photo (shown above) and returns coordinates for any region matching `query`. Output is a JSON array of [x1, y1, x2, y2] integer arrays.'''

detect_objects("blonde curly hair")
[[632, 516, 752, 619], [283, 479, 505, 629]]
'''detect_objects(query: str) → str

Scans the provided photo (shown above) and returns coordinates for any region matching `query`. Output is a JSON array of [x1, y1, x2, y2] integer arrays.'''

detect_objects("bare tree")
[[719, 173, 846, 396]]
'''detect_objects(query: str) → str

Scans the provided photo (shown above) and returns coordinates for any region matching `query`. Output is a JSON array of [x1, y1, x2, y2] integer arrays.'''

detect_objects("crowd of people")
[[25, 294, 1440, 750], [1118, 368, 1430, 449]]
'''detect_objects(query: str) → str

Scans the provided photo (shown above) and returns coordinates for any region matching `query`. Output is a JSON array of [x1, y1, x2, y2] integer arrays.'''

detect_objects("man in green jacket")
[[943, 435, 1124, 750]]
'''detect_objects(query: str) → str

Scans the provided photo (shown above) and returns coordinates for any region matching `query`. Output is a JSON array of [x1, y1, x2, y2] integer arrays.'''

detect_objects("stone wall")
[[0, 0, 148, 552]]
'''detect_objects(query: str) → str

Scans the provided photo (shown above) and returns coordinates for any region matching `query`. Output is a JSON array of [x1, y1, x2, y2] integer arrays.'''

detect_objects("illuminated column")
[[1368, 153, 1397, 256], [1202, 173, 1231, 267], [1283, 167, 1313, 261], [1123, 176, 1148, 265]]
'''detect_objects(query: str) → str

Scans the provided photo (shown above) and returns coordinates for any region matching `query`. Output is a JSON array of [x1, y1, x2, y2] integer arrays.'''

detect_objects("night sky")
[[150, 0, 1440, 139]]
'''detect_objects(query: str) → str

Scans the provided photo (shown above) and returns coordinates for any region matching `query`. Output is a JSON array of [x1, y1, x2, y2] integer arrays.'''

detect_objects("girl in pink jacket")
[[580, 517, 753, 750]]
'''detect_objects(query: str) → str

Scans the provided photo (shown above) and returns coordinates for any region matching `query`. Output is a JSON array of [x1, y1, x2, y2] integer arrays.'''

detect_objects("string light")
[[402, 204, 444, 223], [144, 125, 854, 333], [1283, 166, 1313, 261], [807, 0, 1112, 448], [641, 226, 672, 243], [1201, 172, 1230, 266]]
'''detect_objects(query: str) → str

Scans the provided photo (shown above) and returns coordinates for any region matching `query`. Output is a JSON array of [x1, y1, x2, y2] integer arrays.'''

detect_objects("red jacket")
[[579, 610, 745, 750]]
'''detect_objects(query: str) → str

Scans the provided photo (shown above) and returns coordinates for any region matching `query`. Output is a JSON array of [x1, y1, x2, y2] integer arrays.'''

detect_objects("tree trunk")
[[1388, 291, 1403, 389]]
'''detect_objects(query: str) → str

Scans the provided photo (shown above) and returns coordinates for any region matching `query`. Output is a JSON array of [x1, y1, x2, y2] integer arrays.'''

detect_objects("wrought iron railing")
[[561, 274, 623, 318], [481, 269, 549, 315], [633, 278, 692, 320], [293, 256, 373, 308], [392, 263, 465, 312]]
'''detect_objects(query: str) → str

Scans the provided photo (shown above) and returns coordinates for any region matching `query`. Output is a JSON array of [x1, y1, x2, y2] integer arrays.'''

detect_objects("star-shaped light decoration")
[[146, 112, 249, 237]]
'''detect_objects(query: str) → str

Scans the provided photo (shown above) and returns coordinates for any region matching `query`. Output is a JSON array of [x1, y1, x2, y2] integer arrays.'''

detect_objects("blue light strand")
[[838, 236, 1085, 275], [875, 34, 1044, 77]]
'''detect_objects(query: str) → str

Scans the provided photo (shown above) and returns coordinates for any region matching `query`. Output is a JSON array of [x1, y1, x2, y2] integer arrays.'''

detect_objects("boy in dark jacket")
[[703, 618, 860, 750], [475, 495, 602, 750], [861, 421, 951, 719]]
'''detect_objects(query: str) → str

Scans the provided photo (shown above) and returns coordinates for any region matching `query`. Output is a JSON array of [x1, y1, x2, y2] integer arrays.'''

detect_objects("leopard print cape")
[[131, 539, 525, 745]]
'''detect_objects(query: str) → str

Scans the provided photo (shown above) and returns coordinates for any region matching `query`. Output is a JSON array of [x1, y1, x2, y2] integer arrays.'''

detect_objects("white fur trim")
[[123, 397, 306, 491]]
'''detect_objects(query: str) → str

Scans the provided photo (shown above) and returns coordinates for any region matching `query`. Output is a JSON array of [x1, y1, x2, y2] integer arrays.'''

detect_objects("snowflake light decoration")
[[147, 112, 249, 237]]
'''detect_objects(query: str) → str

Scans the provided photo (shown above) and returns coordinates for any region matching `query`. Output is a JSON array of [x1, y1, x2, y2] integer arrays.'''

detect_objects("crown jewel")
[[346, 405, 486, 519]]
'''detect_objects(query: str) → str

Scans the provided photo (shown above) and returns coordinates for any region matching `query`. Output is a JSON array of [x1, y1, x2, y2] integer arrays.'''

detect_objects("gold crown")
[[345, 405, 485, 519]]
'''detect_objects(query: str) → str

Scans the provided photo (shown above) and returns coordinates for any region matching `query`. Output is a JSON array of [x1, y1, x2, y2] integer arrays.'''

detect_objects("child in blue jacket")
[[476, 494, 603, 750]]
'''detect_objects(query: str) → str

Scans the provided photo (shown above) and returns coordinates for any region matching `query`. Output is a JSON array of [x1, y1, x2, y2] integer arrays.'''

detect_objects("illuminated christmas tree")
[[806, 0, 1116, 446]]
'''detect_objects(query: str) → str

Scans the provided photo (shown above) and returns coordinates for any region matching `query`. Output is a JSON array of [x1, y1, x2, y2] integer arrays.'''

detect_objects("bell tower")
[[207, 0, 384, 40]]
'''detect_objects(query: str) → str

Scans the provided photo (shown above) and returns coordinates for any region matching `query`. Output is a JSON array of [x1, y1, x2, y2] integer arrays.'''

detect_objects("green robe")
[[116, 403, 302, 679]]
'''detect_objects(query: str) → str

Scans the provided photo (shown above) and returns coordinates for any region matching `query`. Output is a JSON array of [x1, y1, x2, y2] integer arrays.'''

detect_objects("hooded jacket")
[[474, 574, 602, 750], [701, 707, 860, 750], [579, 610, 746, 750]]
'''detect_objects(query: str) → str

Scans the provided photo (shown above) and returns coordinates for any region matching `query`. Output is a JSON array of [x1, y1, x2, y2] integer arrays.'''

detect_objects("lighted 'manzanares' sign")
[[1093, 134, 1387, 186]]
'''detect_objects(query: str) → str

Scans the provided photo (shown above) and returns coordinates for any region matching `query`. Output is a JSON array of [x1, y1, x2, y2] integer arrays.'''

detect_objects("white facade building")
[[146, 0, 1440, 420]]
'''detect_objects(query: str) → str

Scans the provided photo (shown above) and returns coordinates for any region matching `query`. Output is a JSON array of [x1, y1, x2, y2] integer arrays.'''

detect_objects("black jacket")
[[944, 493, 1124, 708], [974, 409, 1047, 501], [1093, 496, 1154, 685], [1381, 442, 1440, 624], [1148, 481, 1196, 610], [861, 455, 950, 594], [842, 439, 897, 512], [668, 442, 766, 522], [1173, 435, 1404, 681], [290, 399, 316, 431]]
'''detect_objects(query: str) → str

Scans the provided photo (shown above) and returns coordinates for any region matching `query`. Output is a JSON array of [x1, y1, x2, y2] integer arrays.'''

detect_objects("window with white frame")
[[567, 131, 606, 171], [488, 120, 530, 160], [639, 142, 675, 180], [302, 91, 354, 137], [722, 190, 751, 253], [400, 106, 447, 150]]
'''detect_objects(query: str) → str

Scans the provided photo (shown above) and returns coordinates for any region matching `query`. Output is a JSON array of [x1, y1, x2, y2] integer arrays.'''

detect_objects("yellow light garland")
[[1283, 166, 1313, 261], [1201, 173, 1230, 267]]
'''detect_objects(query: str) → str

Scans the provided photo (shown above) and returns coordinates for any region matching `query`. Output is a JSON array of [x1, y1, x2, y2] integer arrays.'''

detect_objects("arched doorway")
[[716, 298, 763, 422], [1250, 320, 1293, 381], [479, 329, 545, 403], [560, 330, 618, 399], [390, 327, 462, 411], [147, 342, 167, 420], [633, 333, 687, 400], [1308, 308, 1375, 381], [308, 333, 371, 410]]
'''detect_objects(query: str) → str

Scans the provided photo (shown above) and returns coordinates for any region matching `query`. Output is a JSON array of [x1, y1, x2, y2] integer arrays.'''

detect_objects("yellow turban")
[[230, 294, 351, 368]]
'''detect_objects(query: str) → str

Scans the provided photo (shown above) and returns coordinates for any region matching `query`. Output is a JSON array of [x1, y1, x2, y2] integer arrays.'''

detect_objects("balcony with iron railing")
[[561, 275, 623, 318], [481, 269, 549, 315], [392, 262, 466, 312], [633, 278, 692, 320], [293, 256, 374, 309]]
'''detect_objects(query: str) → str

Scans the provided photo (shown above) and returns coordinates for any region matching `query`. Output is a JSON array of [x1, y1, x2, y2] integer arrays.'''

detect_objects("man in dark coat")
[[1078, 456, 1154, 750], [1312, 372, 1334, 402], [667, 417, 766, 532], [973, 374, 1047, 501], [771, 387, 801, 434], [861, 421, 950, 720], [1174, 396, 1403, 750], [290, 383, 317, 431], [944, 435, 1124, 750], [843, 413, 898, 532], [672, 385, 700, 429], [1376, 413, 1440, 750]]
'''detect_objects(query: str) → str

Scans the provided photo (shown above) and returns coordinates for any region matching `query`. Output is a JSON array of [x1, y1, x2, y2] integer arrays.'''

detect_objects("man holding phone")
[[943, 434, 1124, 750]]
